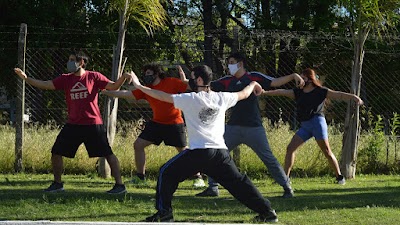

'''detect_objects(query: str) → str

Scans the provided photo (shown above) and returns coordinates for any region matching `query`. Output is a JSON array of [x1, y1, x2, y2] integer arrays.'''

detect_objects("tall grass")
[[1, 119, 399, 178]]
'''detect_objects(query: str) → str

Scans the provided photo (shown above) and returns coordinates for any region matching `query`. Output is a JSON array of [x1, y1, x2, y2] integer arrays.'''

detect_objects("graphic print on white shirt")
[[173, 91, 238, 149], [70, 82, 89, 100], [199, 107, 218, 125]]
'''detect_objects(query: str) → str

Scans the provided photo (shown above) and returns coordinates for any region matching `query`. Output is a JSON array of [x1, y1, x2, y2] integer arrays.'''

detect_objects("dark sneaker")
[[336, 175, 346, 185], [106, 184, 127, 194], [44, 182, 64, 193], [128, 176, 148, 186], [254, 210, 278, 223], [282, 188, 294, 198], [145, 210, 174, 222], [195, 187, 219, 197]]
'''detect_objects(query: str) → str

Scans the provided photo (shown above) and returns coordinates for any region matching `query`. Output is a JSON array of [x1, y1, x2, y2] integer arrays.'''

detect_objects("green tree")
[[100, 0, 168, 177], [336, 0, 400, 178]]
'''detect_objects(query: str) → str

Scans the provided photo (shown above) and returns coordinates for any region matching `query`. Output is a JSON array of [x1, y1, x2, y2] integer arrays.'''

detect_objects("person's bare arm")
[[130, 71, 173, 103], [236, 81, 263, 101], [177, 65, 189, 84], [14, 68, 55, 90], [263, 89, 295, 99], [102, 90, 136, 100], [270, 73, 305, 88], [326, 88, 364, 105], [105, 72, 134, 90]]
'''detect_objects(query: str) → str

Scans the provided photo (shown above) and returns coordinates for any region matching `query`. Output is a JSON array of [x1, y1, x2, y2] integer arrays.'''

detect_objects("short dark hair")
[[227, 52, 246, 66], [143, 63, 166, 79], [192, 65, 213, 85], [72, 51, 89, 68]]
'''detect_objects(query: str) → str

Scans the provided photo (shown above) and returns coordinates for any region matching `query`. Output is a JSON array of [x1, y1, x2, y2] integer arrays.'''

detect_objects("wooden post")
[[99, 0, 128, 178], [15, 23, 27, 172], [231, 21, 241, 167]]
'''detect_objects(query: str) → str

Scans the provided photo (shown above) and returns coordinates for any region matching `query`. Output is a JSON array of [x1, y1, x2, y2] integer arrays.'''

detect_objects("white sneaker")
[[193, 178, 206, 188]]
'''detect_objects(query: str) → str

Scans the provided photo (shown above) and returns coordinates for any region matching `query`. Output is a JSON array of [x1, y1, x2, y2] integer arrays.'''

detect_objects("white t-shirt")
[[173, 91, 238, 149]]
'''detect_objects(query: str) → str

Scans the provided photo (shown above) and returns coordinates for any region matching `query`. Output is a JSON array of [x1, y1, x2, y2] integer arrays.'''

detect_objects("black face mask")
[[188, 78, 198, 91], [189, 78, 208, 92], [143, 74, 156, 85]]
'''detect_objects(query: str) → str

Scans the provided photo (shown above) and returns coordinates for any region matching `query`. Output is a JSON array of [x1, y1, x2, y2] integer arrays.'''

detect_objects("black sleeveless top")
[[293, 86, 328, 122]]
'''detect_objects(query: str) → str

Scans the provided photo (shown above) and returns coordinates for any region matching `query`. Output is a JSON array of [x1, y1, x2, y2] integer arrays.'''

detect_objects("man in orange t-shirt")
[[103, 63, 205, 187]]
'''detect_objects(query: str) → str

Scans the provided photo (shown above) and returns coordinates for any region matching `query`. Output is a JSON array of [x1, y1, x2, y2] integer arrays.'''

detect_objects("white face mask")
[[228, 63, 240, 75]]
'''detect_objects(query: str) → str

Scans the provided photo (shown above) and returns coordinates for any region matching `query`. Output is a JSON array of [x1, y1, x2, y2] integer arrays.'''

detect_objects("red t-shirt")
[[52, 71, 110, 125], [132, 77, 187, 124]]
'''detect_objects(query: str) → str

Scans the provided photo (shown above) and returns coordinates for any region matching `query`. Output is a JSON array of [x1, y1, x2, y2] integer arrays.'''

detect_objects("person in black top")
[[182, 52, 305, 198], [263, 68, 363, 185]]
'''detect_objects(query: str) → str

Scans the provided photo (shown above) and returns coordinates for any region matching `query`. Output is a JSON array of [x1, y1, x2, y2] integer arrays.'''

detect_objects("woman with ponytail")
[[263, 68, 363, 185]]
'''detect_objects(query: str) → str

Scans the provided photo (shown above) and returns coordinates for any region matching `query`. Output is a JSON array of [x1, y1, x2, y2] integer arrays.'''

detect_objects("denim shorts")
[[296, 115, 328, 141]]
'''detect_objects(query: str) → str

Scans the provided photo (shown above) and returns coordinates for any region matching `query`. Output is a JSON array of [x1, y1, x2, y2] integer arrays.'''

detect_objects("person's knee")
[[286, 145, 297, 154], [105, 154, 119, 164], [134, 139, 146, 152]]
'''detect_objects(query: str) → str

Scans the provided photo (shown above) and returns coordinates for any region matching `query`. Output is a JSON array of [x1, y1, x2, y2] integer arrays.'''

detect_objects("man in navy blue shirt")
[[196, 52, 304, 198]]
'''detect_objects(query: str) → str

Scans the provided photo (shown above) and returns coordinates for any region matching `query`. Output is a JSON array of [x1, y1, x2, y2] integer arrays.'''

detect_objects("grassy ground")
[[0, 174, 399, 224]]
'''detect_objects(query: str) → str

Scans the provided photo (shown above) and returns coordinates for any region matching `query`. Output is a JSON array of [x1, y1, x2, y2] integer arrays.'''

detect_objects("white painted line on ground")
[[0, 221, 275, 225]]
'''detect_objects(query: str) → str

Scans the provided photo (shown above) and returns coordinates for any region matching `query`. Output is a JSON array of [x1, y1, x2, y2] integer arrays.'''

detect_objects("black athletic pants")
[[155, 148, 272, 214]]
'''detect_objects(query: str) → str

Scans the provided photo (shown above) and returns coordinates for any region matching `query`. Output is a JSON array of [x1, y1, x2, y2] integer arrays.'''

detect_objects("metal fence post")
[[15, 23, 27, 172]]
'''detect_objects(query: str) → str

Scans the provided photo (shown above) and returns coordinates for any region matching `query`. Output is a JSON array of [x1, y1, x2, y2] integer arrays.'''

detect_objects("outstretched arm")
[[130, 71, 173, 103], [14, 68, 55, 90], [236, 81, 263, 101], [270, 73, 305, 89], [105, 72, 134, 90], [177, 65, 189, 84], [326, 89, 364, 105], [102, 90, 136, 100], [263, 89, 295, 99]]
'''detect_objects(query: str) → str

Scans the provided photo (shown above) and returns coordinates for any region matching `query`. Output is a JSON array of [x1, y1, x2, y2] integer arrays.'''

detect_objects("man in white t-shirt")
[[128, 65, 278, 223]]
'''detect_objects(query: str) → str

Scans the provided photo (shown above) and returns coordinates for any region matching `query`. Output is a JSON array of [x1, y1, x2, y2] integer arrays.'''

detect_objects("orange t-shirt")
[[132, 77, 187, 124]]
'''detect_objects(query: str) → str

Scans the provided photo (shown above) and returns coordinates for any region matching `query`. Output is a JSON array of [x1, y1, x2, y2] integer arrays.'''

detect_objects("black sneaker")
[[336, 175, 346, 185], [254, 210, 278, 223], [44, 182, 64, 193], [195, 187, 219, 197], [282, 188, 294, 198], [106, 184, 127, 194], [145, 210, 174, 222]]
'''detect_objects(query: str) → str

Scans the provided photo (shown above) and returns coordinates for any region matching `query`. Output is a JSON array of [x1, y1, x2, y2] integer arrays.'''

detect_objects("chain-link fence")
[[2, 26, 400, 135], [16, 33, 400, 130]]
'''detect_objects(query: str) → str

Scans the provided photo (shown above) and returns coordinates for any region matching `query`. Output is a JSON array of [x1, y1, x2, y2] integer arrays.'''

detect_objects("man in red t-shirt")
[[103, 63, 205, 187], [14, 52, 133, 194]]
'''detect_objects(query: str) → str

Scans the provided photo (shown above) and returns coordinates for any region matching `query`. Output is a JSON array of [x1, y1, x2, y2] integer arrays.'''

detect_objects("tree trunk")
[[340, 31, 367, 179], [202, 0, 213, 69], [99, 0, 128, 178]]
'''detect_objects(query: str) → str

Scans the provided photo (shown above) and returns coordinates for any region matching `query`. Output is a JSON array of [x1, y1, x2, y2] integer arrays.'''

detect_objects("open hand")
[[14, 68, 27, 80]]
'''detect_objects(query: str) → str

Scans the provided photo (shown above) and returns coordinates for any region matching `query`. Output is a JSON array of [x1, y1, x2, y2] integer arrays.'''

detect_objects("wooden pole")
[[15, 23, 27, 172], [99, 0, 128, 178]]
